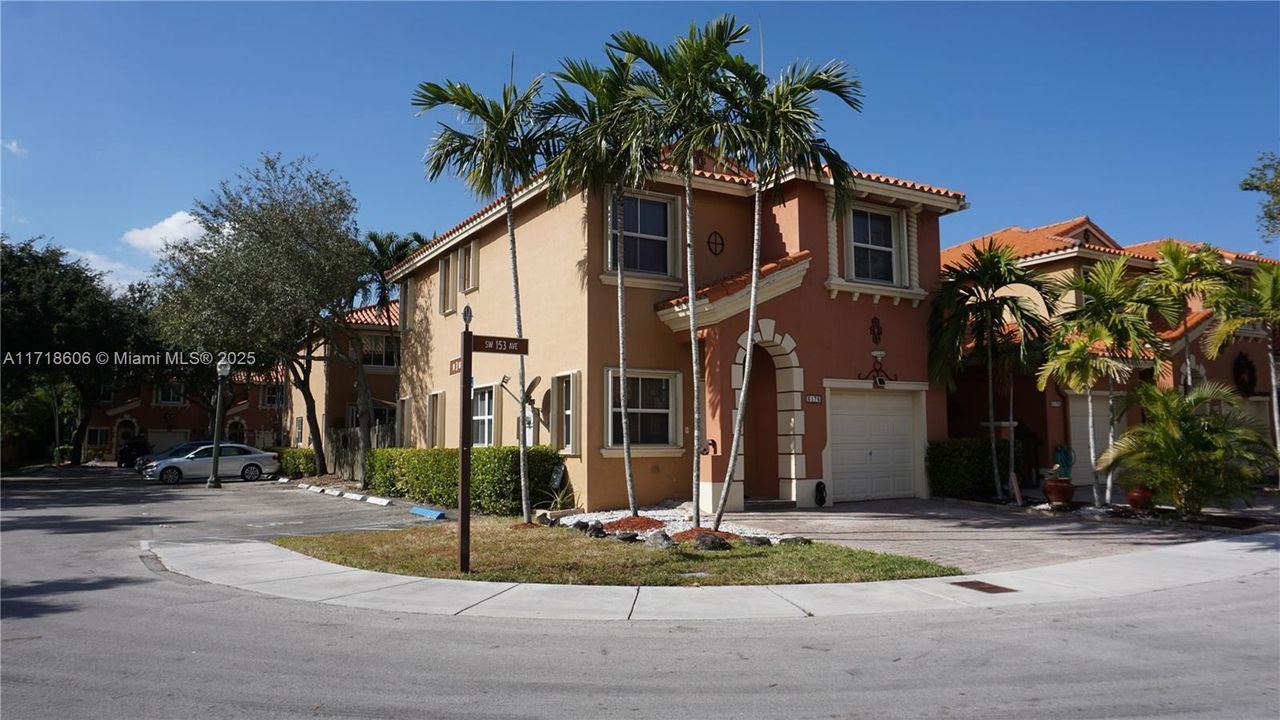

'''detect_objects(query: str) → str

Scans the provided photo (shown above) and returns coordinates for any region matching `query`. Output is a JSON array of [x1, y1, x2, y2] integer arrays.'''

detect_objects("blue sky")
[[2, 1, 1277, 287]]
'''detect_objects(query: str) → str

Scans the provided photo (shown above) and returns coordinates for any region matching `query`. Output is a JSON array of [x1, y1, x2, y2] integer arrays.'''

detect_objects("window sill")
[[363, 365, 398, 374], [462, 286, 479, 295], [599, 446, 686, 459], [598, 273, 684, 292], [824, 279, 928, 307]]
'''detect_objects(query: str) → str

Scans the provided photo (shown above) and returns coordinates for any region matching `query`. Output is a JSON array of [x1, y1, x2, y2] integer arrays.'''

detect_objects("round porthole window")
[[707, 231, 725, 256]]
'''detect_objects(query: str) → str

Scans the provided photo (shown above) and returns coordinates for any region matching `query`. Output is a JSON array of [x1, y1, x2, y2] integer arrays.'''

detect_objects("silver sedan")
[[142, 444, 280, 484]]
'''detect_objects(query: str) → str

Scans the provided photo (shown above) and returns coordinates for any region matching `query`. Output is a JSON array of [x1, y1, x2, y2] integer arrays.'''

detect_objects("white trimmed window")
[[846, 206, 903, 286], [439, 255, 456, 315], [605, 369, 680, 446], [86, 428, 109, 447], [552, 373, 577, 454], [155, 382, 183, 406], [97, 384, 113, 403], [360, 335, 400, 368], [425, 391, 444, 448], [294, 417, 304, 445], [400, 280, 415, 331], [609, 193, 677, 276], [263, 384, 284, 408], [458, 242, 479, 293], [472, 386, 495, 447]]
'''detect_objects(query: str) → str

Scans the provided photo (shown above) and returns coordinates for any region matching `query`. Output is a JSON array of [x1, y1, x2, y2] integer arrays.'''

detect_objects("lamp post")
[[207, 358, 232, 489]]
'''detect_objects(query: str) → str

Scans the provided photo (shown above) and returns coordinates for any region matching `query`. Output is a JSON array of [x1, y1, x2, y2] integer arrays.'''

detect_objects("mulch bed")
[[603, 516, 666, 532], [671, 528, 742, 543], [509, 522, 541, 530]]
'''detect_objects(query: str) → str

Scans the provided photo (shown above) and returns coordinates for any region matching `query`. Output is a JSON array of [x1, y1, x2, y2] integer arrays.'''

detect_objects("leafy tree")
[[1050, 256, 1169, 503], [154, 154, 367, 476], [1036, 323, 1132, 507], [1141, 241, 1232, 393], [412, 74, 557, 523], [930, 241, 1054, 500], [611, 15, 749, 526], [1241, 151, 1280, 244], [543, 49, 664, 516], [711, 56, 862, 529], [1097, 382, 1271, 516], [1204, 262, 1280, 482]]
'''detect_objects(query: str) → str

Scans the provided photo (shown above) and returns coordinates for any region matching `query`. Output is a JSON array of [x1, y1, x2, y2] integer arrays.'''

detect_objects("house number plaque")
[[804, 394, 823, 404]]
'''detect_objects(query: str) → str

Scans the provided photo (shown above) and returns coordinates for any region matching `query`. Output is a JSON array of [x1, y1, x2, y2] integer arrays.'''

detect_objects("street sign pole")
[[459, 307, 473, 573]]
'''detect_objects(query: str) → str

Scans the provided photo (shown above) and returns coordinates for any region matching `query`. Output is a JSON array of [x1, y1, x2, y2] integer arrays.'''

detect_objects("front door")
[[743, 345, 778, 498]]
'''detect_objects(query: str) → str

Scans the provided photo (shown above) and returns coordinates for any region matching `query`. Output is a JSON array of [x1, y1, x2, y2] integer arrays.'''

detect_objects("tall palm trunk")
[[1268, 329, 1280, 489], [1105, 375, 1116, 505], [713, 187, 763, 530], [1007, 369, 1019, 504], [504, 194, 531, 524], [1181, 305, 1192, 393], [985, 314, 1001, 499], [350, 333, 375, 489], [684, 175, 703, 527], [613, 191, 637, 516], [1086, 386, 1101, 507]]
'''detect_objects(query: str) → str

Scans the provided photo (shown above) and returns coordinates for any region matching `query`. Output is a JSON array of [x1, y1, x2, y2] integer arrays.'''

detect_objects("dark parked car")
[[116, 439, 152, 468]]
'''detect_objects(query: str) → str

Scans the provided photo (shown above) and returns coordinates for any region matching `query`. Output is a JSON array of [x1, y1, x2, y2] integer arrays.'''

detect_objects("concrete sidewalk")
[[145, 533, 1280, 621]]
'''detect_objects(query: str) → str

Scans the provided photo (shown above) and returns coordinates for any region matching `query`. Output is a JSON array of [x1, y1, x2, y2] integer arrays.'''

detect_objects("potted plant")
[[1042, 463, 1076, 508], [1124, 482, 1155, 511]]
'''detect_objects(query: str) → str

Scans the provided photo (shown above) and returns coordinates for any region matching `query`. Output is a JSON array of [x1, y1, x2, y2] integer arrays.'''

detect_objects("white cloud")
[[3, 140, 27, 157], [67, 248, 147, 290], [120, 210, 204, 255]]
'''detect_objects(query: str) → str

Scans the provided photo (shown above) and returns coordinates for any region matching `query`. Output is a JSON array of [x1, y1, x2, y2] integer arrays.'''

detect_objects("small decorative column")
[[825, 188, 839, 282], [907, 204, 921, 291]]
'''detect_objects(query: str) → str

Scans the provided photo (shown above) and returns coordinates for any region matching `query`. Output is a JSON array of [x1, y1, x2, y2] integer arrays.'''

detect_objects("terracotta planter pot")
[[1043, 477, 1076, 507], [1126, 485, 1155, 511]]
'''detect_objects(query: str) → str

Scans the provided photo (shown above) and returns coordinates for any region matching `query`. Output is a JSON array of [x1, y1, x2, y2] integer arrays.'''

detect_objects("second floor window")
[[155, 382, 183, 405], [361, 335, 400, 368], [610, 195, 673, 275], [263, 384, 284, 408], [459, 242, 479, 292], [849, 208, 899, 285], [439, 254, 456, 314], [294, 417, 303, 445]]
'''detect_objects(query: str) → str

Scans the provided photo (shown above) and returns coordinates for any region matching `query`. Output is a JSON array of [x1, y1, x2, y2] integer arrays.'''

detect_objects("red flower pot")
[[1126, 486, 1155, 511], [1043, 477, 1076, 508]]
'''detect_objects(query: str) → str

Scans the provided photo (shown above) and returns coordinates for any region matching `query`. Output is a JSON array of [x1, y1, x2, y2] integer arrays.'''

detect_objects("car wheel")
[[160, 467, 182, 485], [241, 464, 262, 482]]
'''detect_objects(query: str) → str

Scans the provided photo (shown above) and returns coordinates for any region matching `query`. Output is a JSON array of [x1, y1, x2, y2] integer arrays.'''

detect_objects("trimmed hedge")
[[364, 445, 562, 515], [926, 438, 1023, 500], [270, 447, 317, 478]]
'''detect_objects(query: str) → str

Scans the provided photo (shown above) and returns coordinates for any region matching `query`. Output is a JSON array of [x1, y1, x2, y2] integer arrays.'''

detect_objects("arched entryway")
[[114, 418, 138, 449], [227, 420, 246, 445], [730, 318, 806, 502]]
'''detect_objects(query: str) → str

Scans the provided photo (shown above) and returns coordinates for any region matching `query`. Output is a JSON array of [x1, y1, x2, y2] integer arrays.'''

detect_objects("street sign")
[[449, 357, 462, 375], [472, 335, 529, 355]]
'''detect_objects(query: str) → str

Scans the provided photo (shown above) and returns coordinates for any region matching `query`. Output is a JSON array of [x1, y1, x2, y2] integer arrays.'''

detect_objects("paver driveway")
[[725, 499, 1219, 573]]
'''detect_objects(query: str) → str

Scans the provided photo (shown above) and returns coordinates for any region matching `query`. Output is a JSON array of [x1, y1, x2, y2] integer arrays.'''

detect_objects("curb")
[[930, 496, 1280, 536], [278, 477, 395, 507]]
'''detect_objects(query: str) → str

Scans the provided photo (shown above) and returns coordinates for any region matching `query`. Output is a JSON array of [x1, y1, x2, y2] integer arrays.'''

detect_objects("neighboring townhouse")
[[387, 158, 969, 512], [84, 373, 285, 459], [283, 301, 401, 449], [939, 216, 1276, 488]]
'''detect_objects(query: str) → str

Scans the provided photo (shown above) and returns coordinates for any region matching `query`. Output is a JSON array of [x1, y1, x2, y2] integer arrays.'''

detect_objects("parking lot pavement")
[[725, 498, 1219, 573]]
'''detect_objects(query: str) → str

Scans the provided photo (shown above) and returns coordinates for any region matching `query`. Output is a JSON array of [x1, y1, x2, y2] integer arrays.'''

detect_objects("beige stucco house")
[[388, 160, 969, 512]]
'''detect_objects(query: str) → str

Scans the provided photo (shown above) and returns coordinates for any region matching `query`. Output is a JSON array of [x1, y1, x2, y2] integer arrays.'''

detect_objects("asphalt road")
[[2, 467, 1277, 720]]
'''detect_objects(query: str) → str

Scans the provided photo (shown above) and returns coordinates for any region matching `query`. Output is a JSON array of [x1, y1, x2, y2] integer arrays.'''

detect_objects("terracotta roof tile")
[[843, 168, 966, 200], [1123, 238, 1280, 266], [656, 250, 812, 310], [939, 216, 1135, 268], [345, 299, 399, 327], [1158, 308, 1215, 342]]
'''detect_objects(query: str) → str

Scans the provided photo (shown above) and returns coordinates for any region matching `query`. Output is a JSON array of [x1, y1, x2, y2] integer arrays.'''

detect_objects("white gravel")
[[553, 507, 784, 541]]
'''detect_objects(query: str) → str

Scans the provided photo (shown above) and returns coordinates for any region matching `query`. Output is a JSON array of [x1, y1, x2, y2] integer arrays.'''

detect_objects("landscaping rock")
[[535, 513, 559, 527], [614, 531, 639, 543], [587, 521, 607, 538], [572, 520, 590, 533], [692, 532, 732, 551], [743, 535, 772, 547], [644, 530, 676, 549], [778, 536, 812, 546]]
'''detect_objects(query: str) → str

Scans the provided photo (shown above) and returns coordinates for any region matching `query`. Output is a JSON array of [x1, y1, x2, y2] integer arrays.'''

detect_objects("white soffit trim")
[[655, 258, 811, 332]]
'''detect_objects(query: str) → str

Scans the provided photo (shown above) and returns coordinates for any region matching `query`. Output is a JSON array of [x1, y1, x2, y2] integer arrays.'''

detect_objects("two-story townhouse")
[[85, 373, 285, 459], [388, 158, 969, 513], [283, 301, 401, 449], [939, 216, 1276, 492]]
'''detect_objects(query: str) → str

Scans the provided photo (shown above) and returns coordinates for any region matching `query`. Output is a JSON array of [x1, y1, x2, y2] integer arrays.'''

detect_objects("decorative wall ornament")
[[870, 316, 883, 345], [707, 231, 725, 256], [858, 349, 898, 388], [1233, 352, 1259, 396]]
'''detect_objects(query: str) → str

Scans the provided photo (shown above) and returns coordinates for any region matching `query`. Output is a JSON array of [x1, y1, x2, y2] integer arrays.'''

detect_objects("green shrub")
[[926, 438, 1022, 500], [365, 445, 562, 514], [54, 445, 73, 464], [271, 447, 317, 478]]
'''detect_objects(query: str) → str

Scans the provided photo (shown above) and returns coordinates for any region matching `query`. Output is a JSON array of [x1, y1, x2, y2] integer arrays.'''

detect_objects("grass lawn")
[[274, 516, 963, 586]]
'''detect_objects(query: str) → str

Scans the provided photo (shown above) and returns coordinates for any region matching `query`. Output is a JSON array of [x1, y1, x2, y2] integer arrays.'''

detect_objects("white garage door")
[[829, 390, 919, 502], [147, 430, 189, 453], [1067, 394, 1126, 487]]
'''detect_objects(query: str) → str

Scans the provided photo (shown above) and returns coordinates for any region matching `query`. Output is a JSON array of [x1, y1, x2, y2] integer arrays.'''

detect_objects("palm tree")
[[612, 16, 749, 527], [1141, 241, 1232, 393], [1036, 323, 1132, 507], [1097, 382, 1270, 516], [709, 57, 862, 530], [363, 230, 417, 443], [1204, 262, 1280, 482], [1050, 256, 1168, 503], [542, 50, 664, 516], [930, 241, 1054, 500], [412, 75, 553, 524]]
